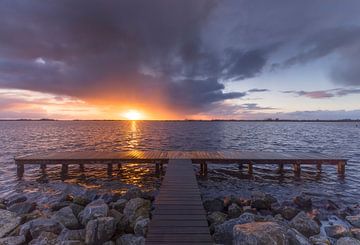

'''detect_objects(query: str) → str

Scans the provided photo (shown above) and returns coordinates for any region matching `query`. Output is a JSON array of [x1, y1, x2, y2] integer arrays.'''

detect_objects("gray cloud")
[[283, 88, 360, 99], [248, 88, 270, 93]]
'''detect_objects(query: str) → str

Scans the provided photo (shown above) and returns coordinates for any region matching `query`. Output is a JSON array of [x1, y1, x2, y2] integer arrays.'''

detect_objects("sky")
[[0, 0, 360, 120]]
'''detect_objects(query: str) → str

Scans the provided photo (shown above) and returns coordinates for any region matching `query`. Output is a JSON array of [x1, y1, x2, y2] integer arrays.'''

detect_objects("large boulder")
[[290, 212, 320, 237], [325, 224, 350, 239], [123, 198, 150, 228], [293, 195, 312, 210], [110, 199, 128, 213], [207, 211, 227, 225], [281, 206, 300, 220], [228, 203, 242, 219], [53, 206, 80, 229], [251, 191, 277, 210], [8, 201, 36, 215], [51, 201, 72, 212], [116, 234, 145, 245], [6, 194, 27, 207], [69, 203, 84, 217], [287, 228, 311, 245], [29, 231, 58, 245], [0, 209, 22, 238], [109, 209, 130, 233], [351, 228, 360, 240], [336, 237, 360, 245], [346, 215, 360, 228], [78, 199, 109, 225], [58, 228, 85, 241], [134, 217, 150, 236], [123, 188, 143, 200], [213, 213, 256, 244], [309, 235, 331, 245], [233, 221, 287, 245], [204, 198, 224, 213], [85, 217, 115, 245], [20, 218, 64, 239], [0, 235, 26, 245]]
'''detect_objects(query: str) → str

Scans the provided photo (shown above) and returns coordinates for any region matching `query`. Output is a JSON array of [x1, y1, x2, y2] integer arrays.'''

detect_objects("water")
[[0, 121, 359, 208]]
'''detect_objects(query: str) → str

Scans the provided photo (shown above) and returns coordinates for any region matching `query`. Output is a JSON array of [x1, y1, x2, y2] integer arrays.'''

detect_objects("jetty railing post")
[[293, 162, 301, 177], [248, 162, 253, 175], [16, 162, 24, 178], [337, 161, 346, 175]]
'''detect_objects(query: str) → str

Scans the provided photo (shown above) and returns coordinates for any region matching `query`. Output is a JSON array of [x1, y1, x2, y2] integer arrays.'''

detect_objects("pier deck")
[[146, 159, 212, 244]]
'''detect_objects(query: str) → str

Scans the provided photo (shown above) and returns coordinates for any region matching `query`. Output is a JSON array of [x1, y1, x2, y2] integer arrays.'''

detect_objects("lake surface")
[[0, 121, 359, 208]]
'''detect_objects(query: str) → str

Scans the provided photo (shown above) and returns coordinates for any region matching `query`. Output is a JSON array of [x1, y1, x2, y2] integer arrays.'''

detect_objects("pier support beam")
[[277, 163, 284, 173], [337, 161, 346, 175], [117, 163, 122, 171], [238, 163, 243, 171], [293, 162, 301, 177], [316, 163, 322, 172], [61, 164, 68, 179], [248, 163, 253, 175], [16, 163, 24, 178], [107, 163, 113, 177], [40, 163, 46, 173], [79, 164, 85, 172], [155, 162, 160, 174]]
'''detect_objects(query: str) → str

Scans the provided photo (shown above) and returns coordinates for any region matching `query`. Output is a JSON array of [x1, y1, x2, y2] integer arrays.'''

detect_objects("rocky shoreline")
[[203, 191, 360, 244], [0, 187, 154, 245]]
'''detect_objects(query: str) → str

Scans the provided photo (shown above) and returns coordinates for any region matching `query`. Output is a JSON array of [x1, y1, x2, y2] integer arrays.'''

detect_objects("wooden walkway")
[[146, 159, 212, 244]]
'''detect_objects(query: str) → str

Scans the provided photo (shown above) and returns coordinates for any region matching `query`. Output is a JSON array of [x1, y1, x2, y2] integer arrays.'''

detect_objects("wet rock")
[[223, 195, 237, 208], [8, 201, 36, 215], [6, 194, 27, 207], [123, 187, 143, 200], [336, 237, 360, 245], [0, 209, 22, 238], [123, 198, 150, 228], [213, 213, 256, 244], [290, 211, 320, 238], [0, 204, 6, 210], [346, 215, 360, 228], [115, 234, 145, 245], [73, 196, 91, 206], [325, 224, 350, 239], [78, 199, 109, 225], [58, 241, 85, 245], [20, 218, 63, 239], [103, 241, 115, 245], [110, 199, 128, 213], [58, 228, 85, 241], [243, 206, 257, 214], [51, 201, 72, 212], [251, 191, 276, 210], [233, 221, 287, 245], [141, 190, 156, 202], [0, 235, 26, 245], [309, 235, 331, 245], [134, 217, 150, 236], [351, 228, 360, 240], [228, 203, 242, 219], [204, 198, 224, 213], [85, 217, 115, 245], [325, 200, 340, 211], [287, 228, 311, 245], [52, 206, 80, 229], [293, 195, 312, 210], [109, 209, 130, 233], [207, 211, 227, 225], [21, 210, 43, 223], [28, 231, 58, 245], [69, 203, 84, 217], [282, 206, 300, 220], [98, 193, 119, 204]]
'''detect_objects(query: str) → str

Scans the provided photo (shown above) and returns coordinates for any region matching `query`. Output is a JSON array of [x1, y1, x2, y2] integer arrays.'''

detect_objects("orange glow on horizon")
[[122, 110, 143, 120]]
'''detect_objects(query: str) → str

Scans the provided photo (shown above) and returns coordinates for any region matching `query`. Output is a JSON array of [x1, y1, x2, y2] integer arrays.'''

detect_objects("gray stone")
[[103, 241, 115, 245], [204, 198, 224, 212], [134, 218, 150, 236], [293, 195, 312, 210], [325, 224, 350, 239], [85, 217, 116, 245], [281, 206, 300, 220], [213, 213, 256, 244], [58, 241, 85, 245], [51, 201, 72, 212], [123, 188, 143, 200], [110, 199, 128, 213], [73, 196, 91, 206], [0, 209, 22, 238], [336, 237, 360, 245], [287, 228, 311, 245], [290, 211, 320, 238], [53, 206, 80, 229], [207, 211, 227, 225], [351, 228, 360, 240], [228, 203, 242, 219], [116, 234, 145, 245], [233, 221, 287, 245], [0, 235, 26, 245], [78, 199, 109, 225], [309, 235, 330, 245], [123, 198, 150, 228], [109, 209, 130, 233], [20, 218, 63, 239], [346, 215, 360, 228], [6, 194, 27, 207], [251, 191, 275, 210], [29, 231, 58, 245], [58, 228, 85, 241], [8, 201, 36, 215], [69, 203, 84, 217]]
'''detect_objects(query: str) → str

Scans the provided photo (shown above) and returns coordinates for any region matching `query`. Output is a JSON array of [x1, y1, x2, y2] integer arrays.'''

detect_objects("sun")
[[123, 110, 142, 120]]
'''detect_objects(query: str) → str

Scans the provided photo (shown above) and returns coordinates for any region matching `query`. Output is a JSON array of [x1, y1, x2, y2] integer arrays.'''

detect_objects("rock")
[[287, 228, 311, 245], [6, 194, 27, 207], [204, 198, 224, 212], [228, 203, 242, 219], [8, 201, 36, 215], [116, 234, 145, 245], [325, 224, 350, 238], [123, 187, 143, 200], [251, 191, 276, 210], [207, 211, 227, 225], [243, 206, 257, 214], [141, 191, 156, 201], [351, 228, 360, 240], [20, 218, 63, 239], [293, 195, 312, 210], [110, 199, 128, 213], [51, 201, 72, 212], [213, 213, 256, 244], [73, 196, 91, 206], [21, 210, 43, 223], [103, 241, 115, 245], [309, 235, 330, 245], [346, 215, 360, 228], [58, 241, 85, 245], [336, 237, 360, 245], [290, 211, 320, 238], [0, 209, 22, 238], [325, 200, 339, 211], [52, 206, 80, 229], [85, 217, 115, 245], [123, 198, 150, 228], [69, 203, 84, 217], [134, 218, 150, 236], [28, 231, 58, 245], [233, 221, 287, 245], [78, 199, 109, 225], [281, 206, 300, 220], [0, 235, 26, 245], [58, 228, 85, 241], [109, 209, 130, 233], [0, 204, 6, 210], [98, 193, 119, 204]]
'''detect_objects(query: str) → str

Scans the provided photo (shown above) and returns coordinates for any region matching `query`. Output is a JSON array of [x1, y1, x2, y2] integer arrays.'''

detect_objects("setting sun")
[[123, 110, 142, 120]]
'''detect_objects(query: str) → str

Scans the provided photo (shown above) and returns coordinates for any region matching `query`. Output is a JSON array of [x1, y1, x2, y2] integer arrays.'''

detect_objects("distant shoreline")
[[0, 119, 359, 122]]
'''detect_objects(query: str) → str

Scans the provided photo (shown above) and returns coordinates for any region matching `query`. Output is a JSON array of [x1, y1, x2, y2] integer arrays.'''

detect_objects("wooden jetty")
[[14, 150, 347, 244]]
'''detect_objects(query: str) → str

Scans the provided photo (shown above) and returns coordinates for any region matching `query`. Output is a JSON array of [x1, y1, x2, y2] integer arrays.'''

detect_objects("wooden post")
[[61, 164, 68, 175], [107, 163, 113, 177], [238, 163, 243, 171], [160, 162, 164, 173], [278, 163, 284, 173], [79, 164, 85, 172], [337, 161, 346, 175], [248, 163, 253, 175], [316, 163, 322, 172], [200, 162, 204, 176], [203, 162, 208, 176], [16, 163, 24, 178], [155, 162, 160, 174], [40, 163, 46, 173], [117, 163, 122, 170], [293, 162, 301, 176]]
